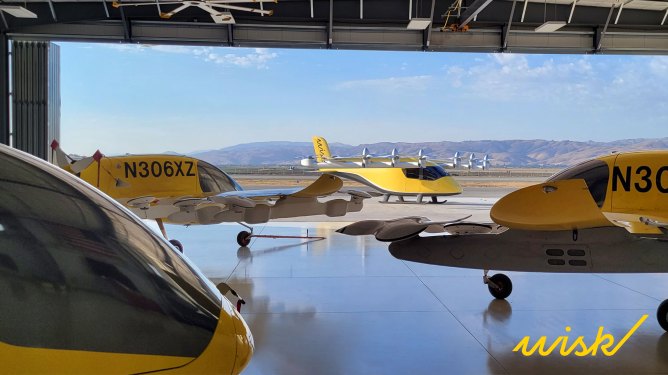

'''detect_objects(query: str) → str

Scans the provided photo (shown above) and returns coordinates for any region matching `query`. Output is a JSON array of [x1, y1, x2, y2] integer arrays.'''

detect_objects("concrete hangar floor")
[[166, 186, 668, 375]]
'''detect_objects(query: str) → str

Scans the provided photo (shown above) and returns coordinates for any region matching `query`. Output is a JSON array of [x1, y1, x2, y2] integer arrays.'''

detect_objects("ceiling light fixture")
[[535, 20, 567, 32]]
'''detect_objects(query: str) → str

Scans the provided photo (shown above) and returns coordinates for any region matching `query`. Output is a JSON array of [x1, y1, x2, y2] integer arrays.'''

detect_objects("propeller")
[[50, 139, 100, 173], [112, 0, 275, 24], [390, 148, 399, 167], [209, 196, 257, 209], [336, 215, 472, 242], [453, 151, 462, 168], [417, 149, 428, 168], [468, 153, 476, 169], [481, 154, 493, 170], [361, 147, 372, 167]]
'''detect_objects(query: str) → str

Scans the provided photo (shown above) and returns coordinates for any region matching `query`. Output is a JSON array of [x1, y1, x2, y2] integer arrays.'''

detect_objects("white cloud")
[[335, 75, 432, 91], [147, 44, 194, 54], [442, 54, 603, 103], [103, 44, 145, 53], [649, 56, 668, 77], [200, 48, 278, 69], [101, 44, 278, 69]]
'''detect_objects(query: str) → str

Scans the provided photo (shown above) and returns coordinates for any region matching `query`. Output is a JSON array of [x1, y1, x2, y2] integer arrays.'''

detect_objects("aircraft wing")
[[210, 174, 343, 203], [336, 215, 473, 242], [165, 174, 369, 225]]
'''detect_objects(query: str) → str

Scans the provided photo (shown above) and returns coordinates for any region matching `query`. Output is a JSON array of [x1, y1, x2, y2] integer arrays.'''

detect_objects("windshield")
[[403, 166, 450, 181], [547, 159, 610, 207], [0, 149, 222, 357], [198, 160, 241, 193]]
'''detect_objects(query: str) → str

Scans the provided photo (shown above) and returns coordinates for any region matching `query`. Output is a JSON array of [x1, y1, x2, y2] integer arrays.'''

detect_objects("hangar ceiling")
[[0, 0, 667, 54]]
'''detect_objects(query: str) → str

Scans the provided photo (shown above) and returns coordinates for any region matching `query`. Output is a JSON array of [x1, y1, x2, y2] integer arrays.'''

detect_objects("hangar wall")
[[0, 35, 8, 147], [11, 41, 60, 162]]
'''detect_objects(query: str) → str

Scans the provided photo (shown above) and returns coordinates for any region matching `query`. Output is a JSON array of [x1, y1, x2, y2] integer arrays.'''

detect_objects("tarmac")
[[162, 179, 668, 375]]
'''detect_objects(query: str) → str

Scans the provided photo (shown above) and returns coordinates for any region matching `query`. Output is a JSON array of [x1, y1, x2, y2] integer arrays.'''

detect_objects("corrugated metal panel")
[[11, 40, 60, 161], [0, 36, 8, 146]]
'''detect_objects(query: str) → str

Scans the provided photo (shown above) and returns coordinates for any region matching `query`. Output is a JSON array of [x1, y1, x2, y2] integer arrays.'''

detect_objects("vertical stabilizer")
[[312, 136, 332, 162]]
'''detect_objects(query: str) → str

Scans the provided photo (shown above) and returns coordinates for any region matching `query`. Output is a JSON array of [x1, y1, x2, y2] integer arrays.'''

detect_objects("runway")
[[163, 187, 668, 375]]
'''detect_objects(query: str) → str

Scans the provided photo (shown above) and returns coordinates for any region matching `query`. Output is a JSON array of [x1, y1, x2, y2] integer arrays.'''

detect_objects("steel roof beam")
[[47, 0, 57, 21], [502, 0, 516, 50], [459, 0, 494, 28], [328, 0, 333, 47], [596, 3, 616, 51], [424, 0, 436, 49]]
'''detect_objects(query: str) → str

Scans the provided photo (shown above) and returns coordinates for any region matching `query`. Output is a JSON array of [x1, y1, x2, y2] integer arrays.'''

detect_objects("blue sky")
[[60, 42, 668, 155]]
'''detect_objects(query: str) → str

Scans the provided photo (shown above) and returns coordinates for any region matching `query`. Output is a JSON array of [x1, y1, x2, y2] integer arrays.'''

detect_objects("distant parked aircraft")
[[301, 136, 463, 204]]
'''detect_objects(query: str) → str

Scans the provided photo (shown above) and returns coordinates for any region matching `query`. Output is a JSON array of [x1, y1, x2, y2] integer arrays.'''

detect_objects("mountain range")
[[189, 138, 668, 167]]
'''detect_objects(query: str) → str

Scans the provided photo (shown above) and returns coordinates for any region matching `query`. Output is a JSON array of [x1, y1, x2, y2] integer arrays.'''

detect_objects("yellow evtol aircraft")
[[51, 140, 369, 248], [301, 136, 463, 204], [337, 150, 668, 331], [0, 144, 252, 374]]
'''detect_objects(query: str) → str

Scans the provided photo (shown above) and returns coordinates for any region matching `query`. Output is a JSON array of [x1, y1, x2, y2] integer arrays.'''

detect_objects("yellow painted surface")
[[491, 151, 668, 232], [321, 167, 462, 195], [168, 300, 253, 375], [312, 136, 332, 162], [78, 155, 204, 200], [291, 174, 343, 198], [491, 179, 610, 230], [0, 301, 252, 375], [0, 341, 193, 374], [610, 151, 668, 218]]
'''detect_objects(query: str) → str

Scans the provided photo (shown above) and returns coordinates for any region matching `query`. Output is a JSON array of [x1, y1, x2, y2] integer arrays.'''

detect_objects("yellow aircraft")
[[51, 140, 369, 248], [301, 136, 463, 204], [0, 144, 252, 374], [337, 150, 668, 331]]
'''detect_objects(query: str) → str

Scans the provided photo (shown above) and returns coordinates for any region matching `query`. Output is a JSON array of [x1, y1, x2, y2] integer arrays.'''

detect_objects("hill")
[[189, 138, 668, 167]]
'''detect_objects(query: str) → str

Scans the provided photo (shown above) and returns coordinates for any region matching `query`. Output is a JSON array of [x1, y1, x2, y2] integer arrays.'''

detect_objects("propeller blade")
[[70, 156, 96, 174], [209, 195, 257, 208], [336, 220, 387, 236]]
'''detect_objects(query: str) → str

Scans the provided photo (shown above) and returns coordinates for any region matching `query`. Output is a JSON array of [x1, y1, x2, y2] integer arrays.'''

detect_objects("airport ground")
[[161, 173, 668, 375]]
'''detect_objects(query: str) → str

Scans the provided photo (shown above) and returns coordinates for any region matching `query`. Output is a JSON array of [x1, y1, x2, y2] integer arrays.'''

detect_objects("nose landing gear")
[[483, 270, 513, 300], [657, 300, 668, 332]]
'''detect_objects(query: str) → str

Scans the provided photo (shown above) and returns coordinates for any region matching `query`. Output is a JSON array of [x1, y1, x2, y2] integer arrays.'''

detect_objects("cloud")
[[147, 44, 194, 54], [103, 44, 145, 53], [199, 47, 278, 69], [443, 54, 599, 102], [101, 44, 278, 69], [334, 75, 432, 91], [439, 53, 668, 130]]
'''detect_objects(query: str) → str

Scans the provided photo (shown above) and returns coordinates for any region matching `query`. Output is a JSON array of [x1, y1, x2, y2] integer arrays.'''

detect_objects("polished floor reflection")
[[169, 223, 668, 375]]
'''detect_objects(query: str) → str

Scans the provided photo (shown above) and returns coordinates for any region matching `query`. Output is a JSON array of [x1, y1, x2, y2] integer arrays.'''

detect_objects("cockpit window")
[[0, 150, 222, 357], [198, 160, 240, 193], [547, 159, 610, 207], [403, 166, 450, 181]]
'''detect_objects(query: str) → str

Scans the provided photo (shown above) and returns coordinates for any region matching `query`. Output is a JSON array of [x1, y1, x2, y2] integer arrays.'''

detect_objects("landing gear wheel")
[[487, 273, 512, 299], [237, 231, 251, 247], [169, 239, 184, 253], [657, 299, 668, 332]]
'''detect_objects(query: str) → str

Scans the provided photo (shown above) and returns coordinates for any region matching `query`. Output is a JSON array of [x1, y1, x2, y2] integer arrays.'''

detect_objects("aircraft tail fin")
[[312, 136, 332, 163], [50, 139, 72, 169], [50, 139, 100, 174]]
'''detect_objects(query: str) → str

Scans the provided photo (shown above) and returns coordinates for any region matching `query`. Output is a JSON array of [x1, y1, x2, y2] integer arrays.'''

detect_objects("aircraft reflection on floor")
[[167, 223, 668, 374], [236, 240, 323, 261], [209, 276, 323, 375]]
